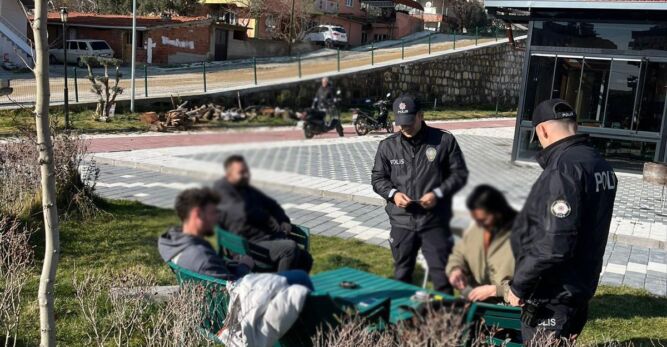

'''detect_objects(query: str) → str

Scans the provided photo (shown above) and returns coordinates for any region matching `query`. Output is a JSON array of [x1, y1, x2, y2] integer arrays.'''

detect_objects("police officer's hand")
[[468, 285, 497, 302], [448, 268, 467, 290], [419, 192, 437, 209], [507, 288, 523, 307], [394, 192, 412, 208]]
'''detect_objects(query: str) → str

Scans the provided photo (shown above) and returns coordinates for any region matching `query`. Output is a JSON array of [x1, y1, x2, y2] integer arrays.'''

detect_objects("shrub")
[[0, 217, 34, 346], [0, 130, 99, 221]]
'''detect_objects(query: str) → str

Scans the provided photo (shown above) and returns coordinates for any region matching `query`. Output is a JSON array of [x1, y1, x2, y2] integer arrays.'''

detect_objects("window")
[[636, 62, 667, 132], [552, 57, 583, 106], [603, 60, 641, 130], [78, 42, 88, 50], [333, 27, 346, 34], [90, 41, 111, 50], [577, 59, 611, 125], [522, 55, 555, 120], [68, 41, 78, 50], [588, 137, 657, 171], [532, 21, 667, 51], [346, 0, 353, 7]]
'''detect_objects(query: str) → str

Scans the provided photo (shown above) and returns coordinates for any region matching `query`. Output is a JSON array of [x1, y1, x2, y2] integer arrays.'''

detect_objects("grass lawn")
[[14, 199, 666, 346], [0, 107, 515, 136]]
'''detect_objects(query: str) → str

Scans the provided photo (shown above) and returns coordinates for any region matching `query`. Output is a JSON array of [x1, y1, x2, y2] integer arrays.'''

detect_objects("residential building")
[[44, 12, 247, 65], [0, 0, 33, 67], [485, 0, 667, 170], [202, 0, 424, 47]]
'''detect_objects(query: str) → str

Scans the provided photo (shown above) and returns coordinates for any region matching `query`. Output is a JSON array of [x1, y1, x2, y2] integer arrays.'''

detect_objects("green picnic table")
[[310, 267, 455, 324]]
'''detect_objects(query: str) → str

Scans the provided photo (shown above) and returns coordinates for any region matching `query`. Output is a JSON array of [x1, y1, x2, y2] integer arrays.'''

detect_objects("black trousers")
[[521, 301, 589, 346], [389, 226, 453, 293], [254, 239, 313, 273]]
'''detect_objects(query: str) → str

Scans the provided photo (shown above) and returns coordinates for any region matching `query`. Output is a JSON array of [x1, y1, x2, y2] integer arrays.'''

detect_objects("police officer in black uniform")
[[371, 95, 468, 293], [507, 99, 617, 345]]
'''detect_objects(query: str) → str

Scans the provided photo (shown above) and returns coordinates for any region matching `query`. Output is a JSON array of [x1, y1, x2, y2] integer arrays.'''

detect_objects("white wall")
[[0, 0, 30, 66]]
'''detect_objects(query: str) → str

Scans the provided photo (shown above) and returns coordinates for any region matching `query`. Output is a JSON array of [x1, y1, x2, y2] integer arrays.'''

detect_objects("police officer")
[[507, 99, 617, 344], [371, 95, 468, 294]]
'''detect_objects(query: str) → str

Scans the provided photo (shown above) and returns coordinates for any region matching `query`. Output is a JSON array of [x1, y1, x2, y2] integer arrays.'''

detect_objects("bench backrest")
[[167, 261, 229, 334]]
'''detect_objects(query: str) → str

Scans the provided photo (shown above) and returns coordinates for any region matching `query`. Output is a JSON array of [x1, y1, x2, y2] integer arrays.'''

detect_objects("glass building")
[[485, 1, 667, 170]]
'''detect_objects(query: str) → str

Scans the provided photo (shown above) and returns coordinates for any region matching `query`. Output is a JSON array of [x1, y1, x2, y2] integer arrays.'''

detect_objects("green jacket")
[[445, 222, 515, 301]]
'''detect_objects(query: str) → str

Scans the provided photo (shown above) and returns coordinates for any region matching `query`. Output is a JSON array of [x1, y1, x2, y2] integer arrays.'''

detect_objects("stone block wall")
[[196, 40, 526, 110], [381, 41, 525, 108]]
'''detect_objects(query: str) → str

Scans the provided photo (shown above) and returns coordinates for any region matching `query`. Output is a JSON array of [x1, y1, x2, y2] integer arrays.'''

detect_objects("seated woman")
[[446, 185, 516, 303]]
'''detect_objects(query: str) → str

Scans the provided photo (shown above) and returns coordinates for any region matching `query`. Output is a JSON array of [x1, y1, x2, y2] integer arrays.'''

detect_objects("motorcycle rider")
[[315, 77, 335, 111]]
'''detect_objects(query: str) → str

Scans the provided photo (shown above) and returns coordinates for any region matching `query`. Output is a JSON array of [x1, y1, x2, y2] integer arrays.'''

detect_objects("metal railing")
[[0, 31, 521, 109]]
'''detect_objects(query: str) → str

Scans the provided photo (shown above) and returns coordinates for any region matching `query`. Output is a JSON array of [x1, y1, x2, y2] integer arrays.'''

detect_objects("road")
[[1, 35, 500, 108]]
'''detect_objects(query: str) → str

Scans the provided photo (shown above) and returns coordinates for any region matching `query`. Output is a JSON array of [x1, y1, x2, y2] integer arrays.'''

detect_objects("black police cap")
[[532, 99, 577, 127], [392, 95, 421, 125]]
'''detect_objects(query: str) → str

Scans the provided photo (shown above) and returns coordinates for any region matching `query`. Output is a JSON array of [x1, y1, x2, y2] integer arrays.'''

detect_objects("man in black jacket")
[[507, 99, 617, 344], [315, 77, 334, 110], [371, 95, 469, 293], [214, 155, 313, 272]]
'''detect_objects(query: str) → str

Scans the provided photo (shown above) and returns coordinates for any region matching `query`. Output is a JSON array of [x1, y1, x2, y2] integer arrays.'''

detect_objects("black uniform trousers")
[[389, 226, 453, 293], [521, 301, 589, 346]]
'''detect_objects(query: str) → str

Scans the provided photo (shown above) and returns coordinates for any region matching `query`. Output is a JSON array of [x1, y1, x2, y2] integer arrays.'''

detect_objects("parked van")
[[49, 40, 114, 66]]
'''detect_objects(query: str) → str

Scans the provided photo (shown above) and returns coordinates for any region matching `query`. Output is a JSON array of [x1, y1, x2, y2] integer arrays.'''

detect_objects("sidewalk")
[[1, 36, 519, 109], [88, 119, 667, 296], [85, 118, 516, 153]]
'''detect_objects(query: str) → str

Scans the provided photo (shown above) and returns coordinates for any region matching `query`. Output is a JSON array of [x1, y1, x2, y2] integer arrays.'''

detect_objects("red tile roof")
[[45, 12, 210, 28]]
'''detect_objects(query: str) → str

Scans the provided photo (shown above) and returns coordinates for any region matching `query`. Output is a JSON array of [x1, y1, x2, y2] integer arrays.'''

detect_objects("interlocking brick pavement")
[[91, 163, 667, 296]]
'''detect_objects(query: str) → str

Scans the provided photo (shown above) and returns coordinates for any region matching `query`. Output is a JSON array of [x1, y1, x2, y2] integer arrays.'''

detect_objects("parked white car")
[[302, 25, 348, 48], [49, 40, 114, 66]]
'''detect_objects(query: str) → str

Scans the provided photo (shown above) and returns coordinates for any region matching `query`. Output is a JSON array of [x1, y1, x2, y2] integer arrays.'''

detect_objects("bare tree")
[[31, 0, 61, 346], [81, 56, 124, 122], [261, 0, 315, 44]]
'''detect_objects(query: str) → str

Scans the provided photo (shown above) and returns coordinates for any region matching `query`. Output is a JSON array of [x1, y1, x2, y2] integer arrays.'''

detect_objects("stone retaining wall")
[[183, 40, 526, 110]]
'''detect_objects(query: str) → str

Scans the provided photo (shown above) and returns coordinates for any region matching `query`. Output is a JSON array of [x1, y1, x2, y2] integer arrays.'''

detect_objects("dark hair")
[[466, 185, 516, 224], [224, 155, 246, 169], [174, 187, 221, 222]]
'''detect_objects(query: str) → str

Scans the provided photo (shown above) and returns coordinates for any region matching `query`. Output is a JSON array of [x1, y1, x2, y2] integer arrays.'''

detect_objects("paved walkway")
[[85, 119, 515, 153], [86, 119, 667, 295]]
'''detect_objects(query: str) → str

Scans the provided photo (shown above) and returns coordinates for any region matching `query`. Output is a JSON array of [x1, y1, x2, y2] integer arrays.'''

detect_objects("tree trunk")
[[33, 0, 61, 346]]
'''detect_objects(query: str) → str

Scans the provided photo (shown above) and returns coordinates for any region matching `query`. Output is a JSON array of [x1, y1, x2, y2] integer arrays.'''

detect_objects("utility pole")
[[130, 0, 137, 112]]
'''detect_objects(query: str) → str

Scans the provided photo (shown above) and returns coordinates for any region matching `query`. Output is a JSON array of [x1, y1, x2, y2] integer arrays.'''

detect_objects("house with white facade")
[[0, 0, 33, 68]]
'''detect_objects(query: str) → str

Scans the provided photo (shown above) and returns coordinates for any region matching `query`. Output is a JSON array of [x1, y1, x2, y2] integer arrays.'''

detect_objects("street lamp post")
[[60, 7, 69, 129]]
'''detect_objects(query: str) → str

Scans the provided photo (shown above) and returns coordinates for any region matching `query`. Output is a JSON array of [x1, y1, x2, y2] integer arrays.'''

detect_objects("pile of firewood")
[[140, 98, 298, 132]]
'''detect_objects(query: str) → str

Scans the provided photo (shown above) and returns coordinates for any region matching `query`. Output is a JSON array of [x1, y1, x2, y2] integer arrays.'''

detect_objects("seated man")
[[214, 155, 313, 273], [446, 185, 516, 303], [158, 187, 312, 288]]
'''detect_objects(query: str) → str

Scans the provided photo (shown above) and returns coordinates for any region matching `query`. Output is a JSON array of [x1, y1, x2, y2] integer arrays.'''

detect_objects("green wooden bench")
[[309, 267, 456, 324], [167, 261, 389, 347], [465, 301, 522, 346], [215, 225, 310, 271]]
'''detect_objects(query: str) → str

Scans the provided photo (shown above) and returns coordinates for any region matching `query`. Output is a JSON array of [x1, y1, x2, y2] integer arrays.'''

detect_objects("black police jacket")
[[371, 123, 468, 231], [510, 134, 617, 304], [213, 179, 291, 242]]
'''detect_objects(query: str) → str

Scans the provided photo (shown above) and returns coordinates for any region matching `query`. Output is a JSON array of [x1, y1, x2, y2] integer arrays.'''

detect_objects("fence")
[[0, 29, 520, 109]]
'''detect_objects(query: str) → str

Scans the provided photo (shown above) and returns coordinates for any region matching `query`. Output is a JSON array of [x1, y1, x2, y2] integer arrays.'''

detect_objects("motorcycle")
[[297, 90, 344, 139], [351, 92, 394, 136]]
